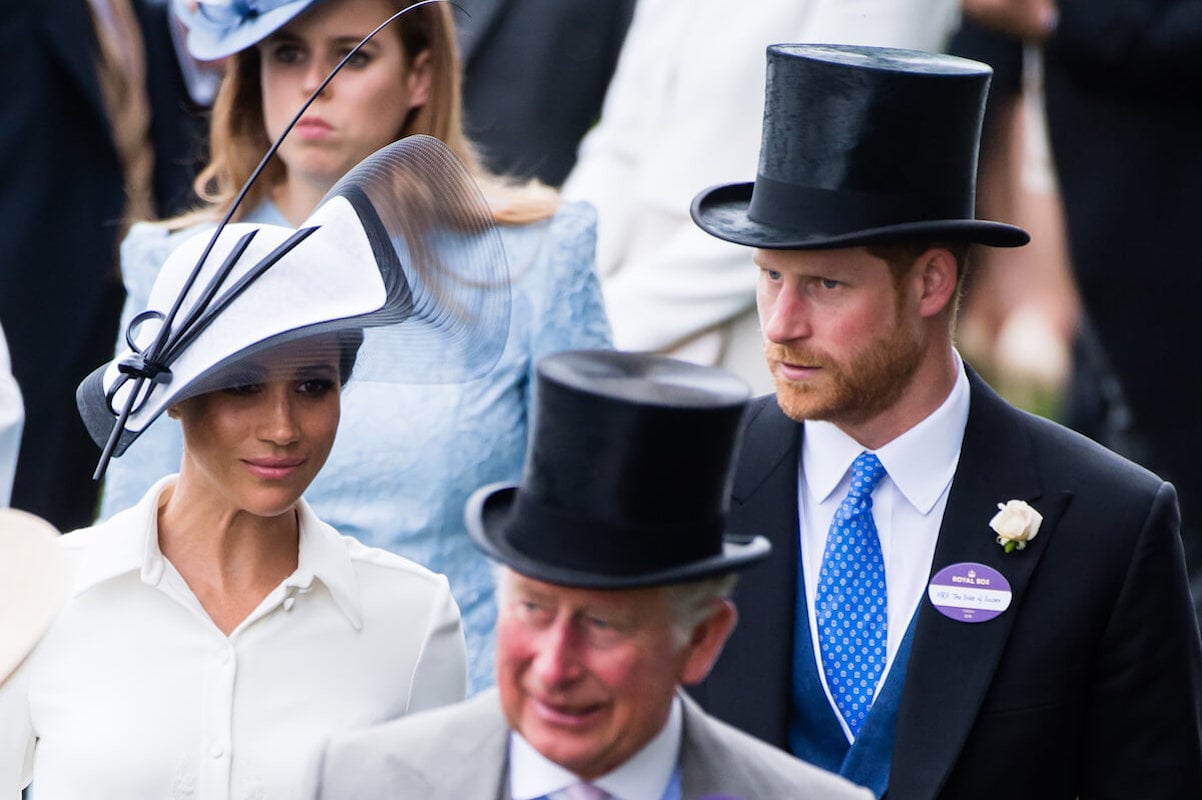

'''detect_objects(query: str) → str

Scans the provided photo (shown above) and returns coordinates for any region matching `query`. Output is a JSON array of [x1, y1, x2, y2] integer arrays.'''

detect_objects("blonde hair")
[[176, 0, 557, 229]]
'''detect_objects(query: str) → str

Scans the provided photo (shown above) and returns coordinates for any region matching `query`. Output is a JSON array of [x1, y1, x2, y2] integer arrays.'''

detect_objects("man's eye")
[[820, 278, 839, 289]]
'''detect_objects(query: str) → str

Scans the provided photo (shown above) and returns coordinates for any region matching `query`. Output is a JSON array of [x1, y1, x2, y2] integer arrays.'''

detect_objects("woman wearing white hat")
[[0, 137, 505, 798], [99, 0, 611, 695]]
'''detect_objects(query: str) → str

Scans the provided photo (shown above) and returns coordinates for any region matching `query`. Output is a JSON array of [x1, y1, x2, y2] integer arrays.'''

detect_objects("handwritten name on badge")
[[927, 562, 1012, 623]]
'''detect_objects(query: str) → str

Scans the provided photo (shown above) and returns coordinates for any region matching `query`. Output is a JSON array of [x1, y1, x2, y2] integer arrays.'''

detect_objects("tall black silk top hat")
[[465, 351, 771, 589], [692, 44, 1030, 249]]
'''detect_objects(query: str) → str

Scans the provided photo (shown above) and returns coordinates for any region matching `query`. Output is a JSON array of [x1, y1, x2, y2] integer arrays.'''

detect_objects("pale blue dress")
[[99, 200, 612, 693]]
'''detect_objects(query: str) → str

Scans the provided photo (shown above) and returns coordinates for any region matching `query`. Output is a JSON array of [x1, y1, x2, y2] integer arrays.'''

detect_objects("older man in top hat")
[[687, 44, 1202, 798], [310, 350, 870, 799]]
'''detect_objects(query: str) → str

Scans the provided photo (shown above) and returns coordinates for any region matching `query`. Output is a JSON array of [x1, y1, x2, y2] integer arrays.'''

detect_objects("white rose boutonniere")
[[990, 500, 1043, 553]]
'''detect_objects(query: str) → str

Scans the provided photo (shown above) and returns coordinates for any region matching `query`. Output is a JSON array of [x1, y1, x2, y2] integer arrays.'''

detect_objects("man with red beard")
[[309, 350, 871, 800], [688, 44, 1202, 799]]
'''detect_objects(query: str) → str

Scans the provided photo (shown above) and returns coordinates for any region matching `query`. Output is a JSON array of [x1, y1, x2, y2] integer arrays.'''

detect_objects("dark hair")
[[337, 328, 365, 385]]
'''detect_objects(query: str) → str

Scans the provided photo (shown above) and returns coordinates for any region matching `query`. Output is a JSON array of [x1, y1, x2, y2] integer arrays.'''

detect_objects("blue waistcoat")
[[788, 570, 918, 799]]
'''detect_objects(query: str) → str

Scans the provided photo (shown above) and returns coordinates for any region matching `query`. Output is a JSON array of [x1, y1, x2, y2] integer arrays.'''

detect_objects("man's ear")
[[915, 246, 959, 319], [679, 600, 738, 686]]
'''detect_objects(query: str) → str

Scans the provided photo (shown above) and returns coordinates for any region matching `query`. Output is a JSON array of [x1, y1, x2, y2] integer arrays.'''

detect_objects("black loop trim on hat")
[[747, 174, 972, 236], [503, 492, 725, 578], [92, 226, 318, 480]]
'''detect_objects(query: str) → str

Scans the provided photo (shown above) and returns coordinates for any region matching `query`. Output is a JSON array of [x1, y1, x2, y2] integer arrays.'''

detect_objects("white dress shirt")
[[800, 358, 970, 741], [509, 695, 682, 800], [0, 477, 467, 799]]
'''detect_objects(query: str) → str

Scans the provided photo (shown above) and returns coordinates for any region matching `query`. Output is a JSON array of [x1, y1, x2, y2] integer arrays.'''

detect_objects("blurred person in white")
[[0, 137, 498, 798], [98, 0, 611, 695], [562, 0, 960, 393], [0, 324, 22, 507]]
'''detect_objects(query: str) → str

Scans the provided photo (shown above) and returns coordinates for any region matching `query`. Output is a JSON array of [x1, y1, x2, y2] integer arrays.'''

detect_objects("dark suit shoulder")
[[1010, 401, 1170, 506]]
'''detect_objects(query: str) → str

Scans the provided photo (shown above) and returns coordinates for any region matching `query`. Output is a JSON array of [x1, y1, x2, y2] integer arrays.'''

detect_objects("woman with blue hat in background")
[[99, 0, 611, 694], [0, 137, 508, 797]]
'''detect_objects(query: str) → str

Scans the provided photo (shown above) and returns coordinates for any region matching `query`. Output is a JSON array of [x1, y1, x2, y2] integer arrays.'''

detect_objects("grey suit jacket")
[[314, 689, 871, 799]]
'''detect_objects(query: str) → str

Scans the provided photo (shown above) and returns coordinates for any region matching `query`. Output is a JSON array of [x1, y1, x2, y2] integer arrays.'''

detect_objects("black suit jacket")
[[455, 0, 634, 186], [694, 372, 1202, 798]]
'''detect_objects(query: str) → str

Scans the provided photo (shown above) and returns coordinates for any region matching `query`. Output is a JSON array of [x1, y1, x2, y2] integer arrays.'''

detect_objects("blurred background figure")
[[0, 325, 21, 508], [1038, 0, 1202, 617], [99, 0, 610, 695], [456, 0, 635, 186], [950, 0, 1080, 418], [0, 0, 206, 531], [955, 0, 1202, 619], [562, 0, 961, 393]]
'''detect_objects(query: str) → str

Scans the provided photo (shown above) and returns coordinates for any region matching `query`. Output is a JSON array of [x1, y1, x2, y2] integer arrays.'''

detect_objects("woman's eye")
[[268, 43, 304, 65], [339, 49, 370, 68], [223, 383, 261, 396], [298, 378, 335, 395]]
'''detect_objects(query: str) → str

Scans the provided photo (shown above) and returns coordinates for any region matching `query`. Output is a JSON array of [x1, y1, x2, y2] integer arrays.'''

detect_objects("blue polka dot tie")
[[815, 451, 888, 737]]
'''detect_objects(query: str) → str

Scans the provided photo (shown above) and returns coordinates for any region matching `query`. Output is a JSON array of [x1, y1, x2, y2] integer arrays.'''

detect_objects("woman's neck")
[[271, 174, 334, 226], [156, 479, 301, 636]]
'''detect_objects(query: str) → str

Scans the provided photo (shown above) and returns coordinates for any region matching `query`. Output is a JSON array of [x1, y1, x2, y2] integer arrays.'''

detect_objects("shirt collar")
[[290, 498, 364, 630], [69, 476, 364, 629], [802, 353, 970, 514], [509, 695, 683, 800]]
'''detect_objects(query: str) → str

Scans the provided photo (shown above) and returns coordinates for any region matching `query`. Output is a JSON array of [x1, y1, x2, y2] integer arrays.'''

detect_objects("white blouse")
[[0, 477, 467, 799]]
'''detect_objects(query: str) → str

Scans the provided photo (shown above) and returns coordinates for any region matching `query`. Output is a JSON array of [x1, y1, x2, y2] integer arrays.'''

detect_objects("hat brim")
[[692, 182, 1030, 249], [465, 483, 772, 590], [177, 0, 318, 61], [0, 509, 65, 687]]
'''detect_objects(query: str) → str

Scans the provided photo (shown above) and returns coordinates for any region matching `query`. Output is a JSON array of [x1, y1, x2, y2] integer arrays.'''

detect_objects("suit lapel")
[[705, 397, 803, 746], [37, 0, 114, 133], [455, 0, 514, 64], [889, 373, 1071, 798]]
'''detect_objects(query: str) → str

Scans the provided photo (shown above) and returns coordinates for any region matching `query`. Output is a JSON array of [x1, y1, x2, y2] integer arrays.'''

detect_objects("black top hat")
[[465, 351, 771, 589], [692, 44, 1029, 249]]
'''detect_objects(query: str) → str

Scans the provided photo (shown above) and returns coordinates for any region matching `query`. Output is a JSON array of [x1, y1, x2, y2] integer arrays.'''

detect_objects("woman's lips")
[[294, 117, 333, 138], [243, 458, 305, 480]]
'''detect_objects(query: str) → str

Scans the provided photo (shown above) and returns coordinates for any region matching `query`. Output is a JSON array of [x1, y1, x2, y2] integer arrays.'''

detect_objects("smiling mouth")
[[532, 697, 605, 727]]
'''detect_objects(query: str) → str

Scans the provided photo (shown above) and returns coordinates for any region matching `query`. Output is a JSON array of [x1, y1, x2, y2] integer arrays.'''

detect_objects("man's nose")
[[760, 286, 812, 343]]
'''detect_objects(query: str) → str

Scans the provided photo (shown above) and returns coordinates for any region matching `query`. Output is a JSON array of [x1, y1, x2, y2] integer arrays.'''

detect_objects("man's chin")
[[773, 379, 833, 423]]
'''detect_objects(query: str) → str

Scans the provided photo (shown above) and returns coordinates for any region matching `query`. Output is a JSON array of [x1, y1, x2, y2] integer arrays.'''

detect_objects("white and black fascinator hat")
[[79, 1, 506, 478], [78, 135, 509, 476]]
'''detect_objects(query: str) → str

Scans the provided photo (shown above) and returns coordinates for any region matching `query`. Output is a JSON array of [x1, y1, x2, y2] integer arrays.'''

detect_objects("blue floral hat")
[[173, 0, 323, 61]]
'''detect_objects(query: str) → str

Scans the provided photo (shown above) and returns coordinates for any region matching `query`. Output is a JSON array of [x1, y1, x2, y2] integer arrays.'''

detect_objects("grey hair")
[[491, 566, 737, 650], [662, 573, 739, 649]]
